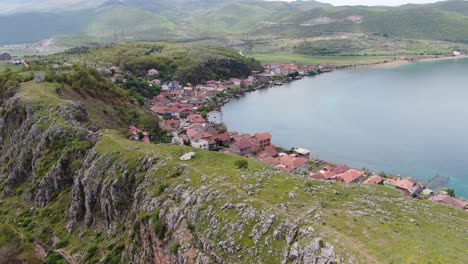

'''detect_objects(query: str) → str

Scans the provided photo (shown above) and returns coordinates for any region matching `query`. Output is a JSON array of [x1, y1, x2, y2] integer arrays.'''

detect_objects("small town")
[[2, 50, 466, 211], [90, 60, 467, 212]]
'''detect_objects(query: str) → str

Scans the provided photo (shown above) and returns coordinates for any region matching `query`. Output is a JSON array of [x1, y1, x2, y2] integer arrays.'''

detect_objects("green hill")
[[43, 43, 262, 85]]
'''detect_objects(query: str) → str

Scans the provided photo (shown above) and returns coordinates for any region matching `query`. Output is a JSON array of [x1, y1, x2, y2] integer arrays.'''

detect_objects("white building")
[[207, 110, 223, 124], [191, 139, 209, 150], [293, 148, 311, 159]]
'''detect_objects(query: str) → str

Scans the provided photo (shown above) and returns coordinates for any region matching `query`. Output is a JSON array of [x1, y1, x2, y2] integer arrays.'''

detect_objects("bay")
[[222, 58, 468, 198]]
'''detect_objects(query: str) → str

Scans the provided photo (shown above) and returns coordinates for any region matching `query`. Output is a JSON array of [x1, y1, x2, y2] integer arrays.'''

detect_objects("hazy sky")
[[317, 0, 442, 5]]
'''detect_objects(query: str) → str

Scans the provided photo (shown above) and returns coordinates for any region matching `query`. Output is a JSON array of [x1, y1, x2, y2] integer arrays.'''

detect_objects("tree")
[[446, 189, 455, 197], [235, 160, 248, 169]]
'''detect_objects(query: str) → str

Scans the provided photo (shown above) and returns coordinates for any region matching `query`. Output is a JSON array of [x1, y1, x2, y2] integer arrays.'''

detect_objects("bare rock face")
[[0, 95, 348, 264]]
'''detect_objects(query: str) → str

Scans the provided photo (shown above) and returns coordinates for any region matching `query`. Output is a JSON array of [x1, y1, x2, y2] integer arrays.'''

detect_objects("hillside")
[[0, 62, 468, 263], [44, 43, 263, 85]]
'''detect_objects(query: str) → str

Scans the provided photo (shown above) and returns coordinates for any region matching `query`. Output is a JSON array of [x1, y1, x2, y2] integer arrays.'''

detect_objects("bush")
[[44, 252, 67, 264], [170, 242, 180, 255], [235, 160, 249, 169], [151, 209, 167, 240]]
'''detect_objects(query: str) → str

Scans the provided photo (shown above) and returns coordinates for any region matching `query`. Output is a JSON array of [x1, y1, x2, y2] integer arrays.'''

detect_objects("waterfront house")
[[207, 110, 223, 124], [229, 140, 252, 156], [234, 133, 252, 143], [363, 175, 384, 185], [384, 178, 422, 197], [332, 165, 350, 174], [293, 148, 311, 159], [251, 132, 272, 150], [257, 145, 279, 160], [335, 169, 365, 184], [311, 171, 337, 181], [429, 194, 468, 210], [276, 155, 308, 173], [229, 78, 242, 86]]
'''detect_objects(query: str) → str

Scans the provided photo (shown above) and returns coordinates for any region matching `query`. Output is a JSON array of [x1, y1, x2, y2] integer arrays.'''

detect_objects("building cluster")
[[311, 165, 467, 210], [114, 63, 467, 212]]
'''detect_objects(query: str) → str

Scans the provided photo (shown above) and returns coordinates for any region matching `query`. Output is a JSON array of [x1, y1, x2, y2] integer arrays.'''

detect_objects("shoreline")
[[350, 54, 468, 70], [221, 55, 468, 197]]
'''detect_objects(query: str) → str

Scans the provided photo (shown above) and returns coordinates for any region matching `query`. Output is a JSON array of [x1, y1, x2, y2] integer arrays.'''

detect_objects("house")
[[234, 133, 252, 143], [212, 132, 231, 146], [187, 114, 205, 124], [191, 139, 209, 150], [251, 132, 272, 150], [147, 69, 159, 76], [0, 52, 12, 61], [384, 178, 422, 197], [190, 99, 205, 109], [165, 119, 180, 130], [421, 189, 434, 196], [311, 171, 337, 180], [257, 145, 279, 160], [229, 78, 242, 86], [207, 110, 223, 124], [178, 108, 193, 119], [363, 175, 384, 185], [229, 140, 252, 156], [335, 169, 365, 184], [277, 155, 308, 173], [142, 132, 150, 144], [127, 125, 141, 141], [429, 194, 468, 210], [164, 81, 180, 91], [293, 148, 310, 159], [332, 165, 350, 174]]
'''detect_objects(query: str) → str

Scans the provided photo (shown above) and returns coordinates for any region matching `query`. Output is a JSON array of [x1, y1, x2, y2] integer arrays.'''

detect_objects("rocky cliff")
[[0, 81, 467, 264]]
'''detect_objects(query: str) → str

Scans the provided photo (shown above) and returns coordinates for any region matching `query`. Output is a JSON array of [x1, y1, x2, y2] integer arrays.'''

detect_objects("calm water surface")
[[222, 58, 468, 198]]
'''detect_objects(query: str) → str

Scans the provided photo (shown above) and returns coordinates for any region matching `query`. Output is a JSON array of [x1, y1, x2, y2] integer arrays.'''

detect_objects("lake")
[[222, 58, 468, 198]]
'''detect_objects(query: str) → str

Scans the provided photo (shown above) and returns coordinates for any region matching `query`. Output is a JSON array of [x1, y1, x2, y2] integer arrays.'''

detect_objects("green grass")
[[94, 129, 468, 263], [0, 62, 23, 72], [248, 53, 394, 66]]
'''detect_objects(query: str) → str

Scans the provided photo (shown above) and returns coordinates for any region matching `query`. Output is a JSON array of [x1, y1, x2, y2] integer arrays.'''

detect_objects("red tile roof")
[[332, 165, 350, 174], [277, 155, 308, 172], [384, 178, 415, 191], [234, 140, 252, 150], [253, 132, 272, 141], [429, 195, 468, 210], [363, 175, 384, 185], [311, 172, 327, 180], [335, 169, 365, 183]]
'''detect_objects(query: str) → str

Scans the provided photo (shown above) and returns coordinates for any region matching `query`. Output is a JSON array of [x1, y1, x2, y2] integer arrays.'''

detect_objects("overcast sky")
[[287, 0, 445, 6]]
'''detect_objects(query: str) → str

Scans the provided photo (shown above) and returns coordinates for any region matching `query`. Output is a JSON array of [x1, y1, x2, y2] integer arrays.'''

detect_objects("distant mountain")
[[1, 0, 468, 46]]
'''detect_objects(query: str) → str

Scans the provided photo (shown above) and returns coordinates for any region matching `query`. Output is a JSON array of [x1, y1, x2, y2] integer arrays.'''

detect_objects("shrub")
[[44, 252, 67, 264], [151, 209, 167, 240], [235, 160, 248, 169], [170, 242, 180, 255]]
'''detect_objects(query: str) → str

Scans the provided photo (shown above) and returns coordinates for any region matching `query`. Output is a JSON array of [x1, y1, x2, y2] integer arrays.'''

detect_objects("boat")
[[274, 82, 283, 86]]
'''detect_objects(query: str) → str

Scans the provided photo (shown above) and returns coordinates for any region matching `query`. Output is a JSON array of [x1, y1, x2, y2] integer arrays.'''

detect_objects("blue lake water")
[[222, 58, 468, 198]]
